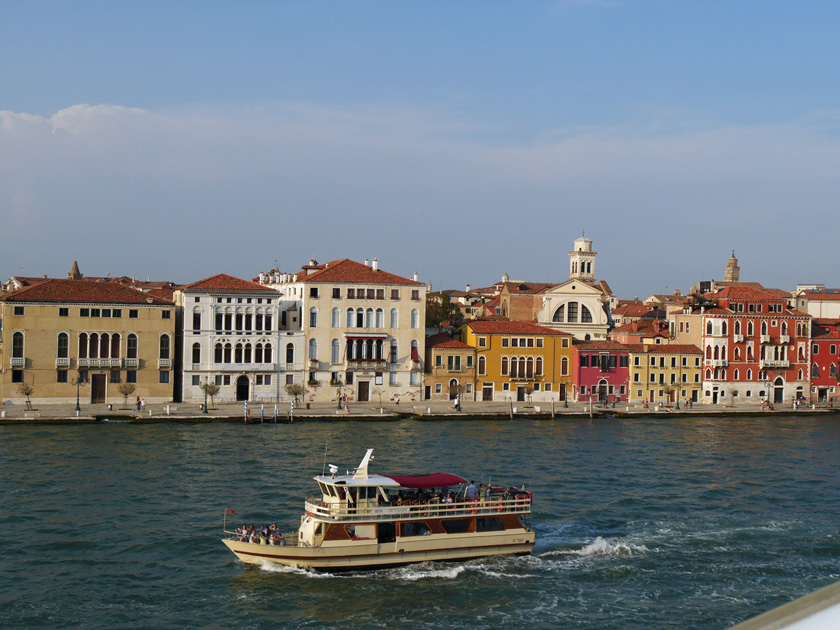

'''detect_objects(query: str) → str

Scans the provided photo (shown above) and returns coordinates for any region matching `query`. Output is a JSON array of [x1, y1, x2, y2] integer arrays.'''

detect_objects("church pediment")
[[544, 279, 605, 297]]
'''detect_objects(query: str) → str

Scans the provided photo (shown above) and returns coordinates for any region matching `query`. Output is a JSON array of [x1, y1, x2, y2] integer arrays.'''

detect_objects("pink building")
[[573, 340, 629, 403]]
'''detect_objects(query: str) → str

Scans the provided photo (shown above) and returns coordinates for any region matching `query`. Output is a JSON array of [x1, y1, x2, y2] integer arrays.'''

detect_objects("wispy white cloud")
[[1, 102, 838, 294]]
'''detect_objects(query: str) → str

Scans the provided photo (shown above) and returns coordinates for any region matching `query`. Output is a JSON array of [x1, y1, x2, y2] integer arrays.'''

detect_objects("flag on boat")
[[226, 508, 236, 515]]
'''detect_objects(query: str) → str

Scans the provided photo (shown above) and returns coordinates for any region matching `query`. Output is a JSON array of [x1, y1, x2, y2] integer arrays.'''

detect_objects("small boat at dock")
[[221, 448, 535, 571]]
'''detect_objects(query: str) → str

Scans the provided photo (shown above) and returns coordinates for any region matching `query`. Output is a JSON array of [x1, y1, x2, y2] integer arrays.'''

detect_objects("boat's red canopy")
[[384, 473, 466, 489]]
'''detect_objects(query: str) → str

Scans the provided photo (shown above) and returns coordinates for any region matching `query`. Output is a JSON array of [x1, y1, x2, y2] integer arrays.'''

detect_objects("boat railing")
[[303, 495, 532, 522], [223, 530, 303, 547]]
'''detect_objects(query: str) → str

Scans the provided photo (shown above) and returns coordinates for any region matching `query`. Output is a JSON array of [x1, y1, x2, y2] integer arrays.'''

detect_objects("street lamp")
[[72, 371, 86, 412]]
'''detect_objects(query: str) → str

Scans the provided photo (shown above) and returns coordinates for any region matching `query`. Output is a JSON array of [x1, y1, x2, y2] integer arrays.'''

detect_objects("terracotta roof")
[[623, 344, 702, 354], [0, 279, 173, 305], [465, 320, 570, 336], [610, 319, 669, 335], [295, 259, 423, 286], [800, 290, 840, 301], [712, 286, 783, 301], [611, 304, 655, 317], [574, 340, 629, 352], [502, 281, 554, 295], [181, 274, 278, 293]]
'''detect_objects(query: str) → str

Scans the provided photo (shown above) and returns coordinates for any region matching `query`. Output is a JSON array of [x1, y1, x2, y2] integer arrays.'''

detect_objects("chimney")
[[466, 283, 471, 292], [413, 272, 418, 282], [364, 259, 369, 266], [372, 258, 378, 271]]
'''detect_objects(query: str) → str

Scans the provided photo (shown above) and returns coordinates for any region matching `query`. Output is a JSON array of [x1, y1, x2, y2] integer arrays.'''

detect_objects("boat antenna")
[[322, 442, 328, 476]]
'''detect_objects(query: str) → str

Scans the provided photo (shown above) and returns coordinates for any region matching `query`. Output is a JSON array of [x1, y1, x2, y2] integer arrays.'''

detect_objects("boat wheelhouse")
[[222, 449, 535, 571]]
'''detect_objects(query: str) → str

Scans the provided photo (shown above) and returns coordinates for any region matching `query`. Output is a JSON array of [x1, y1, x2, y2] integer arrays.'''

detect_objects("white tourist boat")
[[222, 449, 535, 571]]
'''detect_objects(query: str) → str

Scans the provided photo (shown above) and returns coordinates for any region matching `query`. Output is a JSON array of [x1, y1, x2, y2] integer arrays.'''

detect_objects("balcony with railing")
[[760, 334, 771, 343], [55, 357, 71, 368], [79, 358, 123, 368], [733, 334, 744, 343], [760, 359, 789, 369], [704, 359, 728, 367], [346, 358, 388, 371], [10, 357, 25, 368], [779, 334, 790, 343], [125, 358, 140, 368], [158, 358, 171, 369]]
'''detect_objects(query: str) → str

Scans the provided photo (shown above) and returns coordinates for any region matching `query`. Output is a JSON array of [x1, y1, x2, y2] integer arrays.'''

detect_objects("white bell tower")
[[569, 234, 596, 281]]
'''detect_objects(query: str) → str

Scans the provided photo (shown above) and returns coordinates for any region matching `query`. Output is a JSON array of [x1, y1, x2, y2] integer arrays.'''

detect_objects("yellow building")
[[424, 333, 477, 401], [458, 320, 574, 403], [0, 278, 176, 406], [625, 343, 703, 405]]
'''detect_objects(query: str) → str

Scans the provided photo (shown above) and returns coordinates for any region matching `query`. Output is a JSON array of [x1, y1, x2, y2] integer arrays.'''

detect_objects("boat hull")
[[222, 532, 535, 571]]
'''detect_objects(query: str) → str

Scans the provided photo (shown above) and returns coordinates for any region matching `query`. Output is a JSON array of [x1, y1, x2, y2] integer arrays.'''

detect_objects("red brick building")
[[810, 319, 840, 403]]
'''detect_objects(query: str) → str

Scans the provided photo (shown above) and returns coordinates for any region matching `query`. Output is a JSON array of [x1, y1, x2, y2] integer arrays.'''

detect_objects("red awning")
[[411, 346, 421, 361], [384, 473, 466, 489]]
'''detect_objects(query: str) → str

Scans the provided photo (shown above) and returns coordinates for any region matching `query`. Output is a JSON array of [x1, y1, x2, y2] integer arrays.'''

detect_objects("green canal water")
[[2, 415, 840, 629]]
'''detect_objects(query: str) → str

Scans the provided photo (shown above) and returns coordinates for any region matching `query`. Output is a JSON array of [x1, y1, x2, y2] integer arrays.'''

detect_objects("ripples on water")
[[2, 415, 840, 629]]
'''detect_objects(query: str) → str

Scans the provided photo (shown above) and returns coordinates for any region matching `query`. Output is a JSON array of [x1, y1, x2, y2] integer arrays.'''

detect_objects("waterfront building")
[[794, 286, 840, 319], [625, 344, 703, 405], [498, 281, 554, 321], [174, 274, 293, 405], [536, 235, 615, 340], [458, 320, 573, 403], [258, 259, 426, 405], [0, 277, 176, 406], [610, 301, 659, 328], [572, 340, 630, 403], [810, 319, 840, 403], [609, 318, 670, 345], [698, 286, 811, 405], [424, 332, 477, 401]]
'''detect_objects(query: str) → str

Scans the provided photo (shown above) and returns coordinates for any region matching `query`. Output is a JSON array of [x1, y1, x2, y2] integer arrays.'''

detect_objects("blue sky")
[[2, 1, 839, 297]]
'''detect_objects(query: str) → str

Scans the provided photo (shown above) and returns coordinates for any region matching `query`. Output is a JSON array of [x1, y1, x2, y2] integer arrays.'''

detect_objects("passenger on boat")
[[467, 481, 476, 499]]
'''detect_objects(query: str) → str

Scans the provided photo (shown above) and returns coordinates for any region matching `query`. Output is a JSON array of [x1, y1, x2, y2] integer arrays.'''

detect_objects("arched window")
[[264, 343, 272, 363], [89, 333, 99, 358], [781, 321, 788, 336], [390, 339, 398, 363], [706, 368, 712, 380], [735, 320, 741, 335], [57, 333, 69, 358], [747, 345, 754, 361], [526, 357, 534, 378], [376, 308, 384, 328], [356, 308, 365, 328], [159, 335, 170, 359], [747, 369, 752, 380], [390, 308, 399, 328], [501, 357, 509, 376], [234, 343, 243, 363], [706, 321, 713, 335], [215, 343, 223, 363], [553, 305, 565, 323], [79, 333, 88, 359], [734, 347, 741, 360], [346, 308, 355, 328], [366, 308, 374, 328], [798, 368, 804, 380], [309, 307, 318, 328], [761, 321, 768, 336], [813, 363, 819, 377], [192, 342, 201, 364], [286, 343, 295, 364], [536, 356, 543, 376], [332, 307, 340, 328], [734, 369, 739, 380], [713, 346, 719, 360], [127, 334, 138, 359], [561, 356, 569, 376], [254, 343, 263, 363], [478, 355, 486, 376], [831, 363, 837, 378], [100, 333, 109, 359], [747, 321, 754, 336], [331, 339, 340, 364], [309, 339, 318, 361], [111, 333, 120, 358], [799, 346, 805, 361], [224, 343, 232, 363], [722, 321, 728, 335], [411, 309, 420, 329], [580, 305, 593, 323], [706, 346, 712, 360], [244, 343, 252, 363]]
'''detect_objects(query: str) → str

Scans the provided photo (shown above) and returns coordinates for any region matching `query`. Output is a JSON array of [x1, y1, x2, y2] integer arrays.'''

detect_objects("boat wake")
[[540, 535, 650, 558]]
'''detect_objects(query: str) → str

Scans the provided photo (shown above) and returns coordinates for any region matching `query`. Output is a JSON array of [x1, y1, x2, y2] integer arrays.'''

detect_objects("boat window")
[[476, 517, 506, 532], [318, 482, 329, 495], [441, 519, 471, 534], [399, 521, 431, 537], [326, 485, 337, 498], [314, 522, 324, 537], [345, 525, 357, 539]]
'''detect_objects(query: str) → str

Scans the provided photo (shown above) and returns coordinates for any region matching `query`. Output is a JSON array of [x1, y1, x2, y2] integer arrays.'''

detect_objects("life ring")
[[494, 502, 503, 512]]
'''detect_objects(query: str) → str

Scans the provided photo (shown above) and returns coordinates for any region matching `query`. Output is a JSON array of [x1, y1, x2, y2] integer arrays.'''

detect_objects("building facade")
[[0, 279, 176, 406], [258, 259, 426, 405], [625, 344, 703, 405], [424, 333, 477, 402], [572, 340, 629, 403], [175, 274, 295, 405], [458, 320, 574, 403]]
